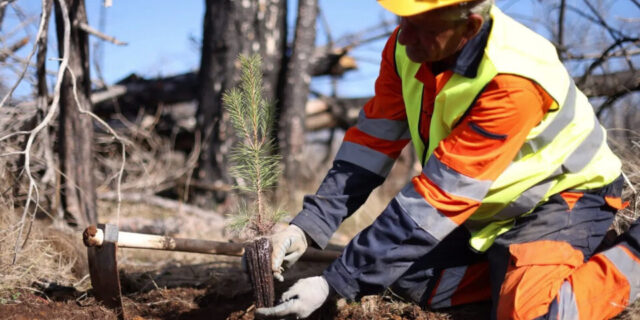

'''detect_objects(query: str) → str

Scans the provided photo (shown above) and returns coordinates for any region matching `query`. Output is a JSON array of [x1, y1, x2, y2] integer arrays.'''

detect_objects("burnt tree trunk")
[[196, 0, 286, 205], [54, 0, 97, 227], [37, 0, 58, 212], [279, 0, 318, 181], [244, 238, 275, 308], [0, 4, 5, 30]]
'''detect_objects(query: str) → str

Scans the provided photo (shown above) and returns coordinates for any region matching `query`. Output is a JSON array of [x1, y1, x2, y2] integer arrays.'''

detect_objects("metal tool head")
[[86, 224, 125, 320]]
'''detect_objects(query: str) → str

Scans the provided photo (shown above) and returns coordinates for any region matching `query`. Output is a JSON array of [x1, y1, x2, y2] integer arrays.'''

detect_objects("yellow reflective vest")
[[395, 6, 622, 251]]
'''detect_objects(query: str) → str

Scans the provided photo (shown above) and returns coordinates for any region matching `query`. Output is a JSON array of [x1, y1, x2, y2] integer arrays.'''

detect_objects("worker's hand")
[[255, 276, 330, 319], [270, 224, 308, 281]]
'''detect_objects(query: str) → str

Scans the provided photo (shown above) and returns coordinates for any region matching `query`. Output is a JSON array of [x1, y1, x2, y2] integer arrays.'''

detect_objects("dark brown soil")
[[4, 255, 638, 319], [0, 259, 491, 320], [0, 289, 491, 320]]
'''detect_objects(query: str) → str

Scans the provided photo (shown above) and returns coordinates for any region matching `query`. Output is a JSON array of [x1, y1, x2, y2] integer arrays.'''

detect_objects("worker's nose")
[[397, 18, 417, 45]]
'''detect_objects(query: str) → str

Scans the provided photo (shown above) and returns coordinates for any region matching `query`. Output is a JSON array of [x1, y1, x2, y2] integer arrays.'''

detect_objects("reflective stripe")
[[493, 178, 555, 220], [429, 266, 467, 309], [602, 246, 640, 302], [495, 117, 604, 220], [556, 281, 579, 320], [561, 115, 604, 173], [356, 109, 411, 141], [396, 183, 458, 241], [335, 141, 395, 177], [525, 83, 576, 153], [423, 156, 492, 201]]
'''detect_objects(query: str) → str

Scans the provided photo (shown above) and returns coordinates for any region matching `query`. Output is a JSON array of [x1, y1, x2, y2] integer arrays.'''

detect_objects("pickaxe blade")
[[86, 224, 125, 320], [83, 223, 342, 319]]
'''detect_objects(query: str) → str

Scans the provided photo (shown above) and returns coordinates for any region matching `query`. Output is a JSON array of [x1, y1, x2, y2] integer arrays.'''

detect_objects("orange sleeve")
[[434, 74, 554, 181], [365, 27, 405, 121], [343, 27, 409, 159]]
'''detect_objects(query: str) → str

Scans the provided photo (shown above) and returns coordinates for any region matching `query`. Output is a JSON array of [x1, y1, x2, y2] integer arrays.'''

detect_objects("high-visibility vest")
[[395, 6, 622, 251]]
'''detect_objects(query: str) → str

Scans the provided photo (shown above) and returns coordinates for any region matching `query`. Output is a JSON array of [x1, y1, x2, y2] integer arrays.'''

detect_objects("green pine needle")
[[223, 54, 285, 237]]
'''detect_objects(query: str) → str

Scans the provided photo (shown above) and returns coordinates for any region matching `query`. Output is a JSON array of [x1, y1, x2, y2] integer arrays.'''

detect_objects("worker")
[[256, 0, 640, 319]]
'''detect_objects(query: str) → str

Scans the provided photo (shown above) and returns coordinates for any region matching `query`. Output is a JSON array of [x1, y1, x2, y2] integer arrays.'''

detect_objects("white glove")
[[270, 224, 308, 281], [255, 276, 330, 319]]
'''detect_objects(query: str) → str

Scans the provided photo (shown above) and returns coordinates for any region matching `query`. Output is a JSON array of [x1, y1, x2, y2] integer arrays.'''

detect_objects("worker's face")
[[397, 10, 482, 63]]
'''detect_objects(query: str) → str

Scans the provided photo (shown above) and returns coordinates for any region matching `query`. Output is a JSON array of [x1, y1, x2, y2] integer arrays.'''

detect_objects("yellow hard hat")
[[378, 0, 476, 17]]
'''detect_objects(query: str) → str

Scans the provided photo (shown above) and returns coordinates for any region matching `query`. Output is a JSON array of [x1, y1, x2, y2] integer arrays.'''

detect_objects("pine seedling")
[[223, 54, 285, 237]]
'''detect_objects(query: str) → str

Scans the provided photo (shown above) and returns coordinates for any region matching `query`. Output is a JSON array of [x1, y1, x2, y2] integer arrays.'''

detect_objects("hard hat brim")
[[377, 0, 473, 17]]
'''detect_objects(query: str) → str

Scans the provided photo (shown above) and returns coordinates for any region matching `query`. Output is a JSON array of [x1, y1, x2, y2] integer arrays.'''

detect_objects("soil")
[[0, 258, 491, 320]]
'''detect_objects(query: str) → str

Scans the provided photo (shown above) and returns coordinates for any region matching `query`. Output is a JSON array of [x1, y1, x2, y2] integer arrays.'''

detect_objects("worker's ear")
[[464, 13, 484, 39]]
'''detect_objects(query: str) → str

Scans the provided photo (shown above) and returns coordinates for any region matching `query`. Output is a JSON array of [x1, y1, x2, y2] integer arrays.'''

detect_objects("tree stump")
[[244, 237, 274, 308]]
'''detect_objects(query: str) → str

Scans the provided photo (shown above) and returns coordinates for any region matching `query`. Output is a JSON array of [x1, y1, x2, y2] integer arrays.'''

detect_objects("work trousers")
[[390, 176, 640, 319]]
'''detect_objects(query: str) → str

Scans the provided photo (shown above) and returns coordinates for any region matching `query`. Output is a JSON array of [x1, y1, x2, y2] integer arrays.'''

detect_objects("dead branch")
[[36, 0, 54, 186], [0, 10, 37, 41], [565, 47, 640, 60], [75, 21, 127, 46], [304, 96, 368, 131], [12, 0, 71, 264], [0, 36, 29, 62], [0, 1, 49, 109], [557, 0, 566, 58], [90, 84, 127, 104], [334, 19, 396, 48], [580, 69, 640, 98], [0, 50, 58, 76]]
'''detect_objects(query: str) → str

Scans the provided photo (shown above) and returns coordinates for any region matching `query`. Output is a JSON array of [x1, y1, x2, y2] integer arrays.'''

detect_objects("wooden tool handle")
[[83, 225, 341, 262]]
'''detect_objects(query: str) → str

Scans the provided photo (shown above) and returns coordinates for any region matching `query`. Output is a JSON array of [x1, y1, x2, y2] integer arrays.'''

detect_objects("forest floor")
[[1, 208, 639, 320], [0, 197, 498, 320], [0, 257, 493, 320]]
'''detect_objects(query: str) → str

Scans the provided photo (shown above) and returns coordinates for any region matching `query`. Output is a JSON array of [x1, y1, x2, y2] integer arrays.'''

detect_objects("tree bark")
[[196, 0, 286, 204], [0, 3, 5, 31], [37, 0, 58, 213], [54, 0, 97, 227], [279, 0, 318, 180]]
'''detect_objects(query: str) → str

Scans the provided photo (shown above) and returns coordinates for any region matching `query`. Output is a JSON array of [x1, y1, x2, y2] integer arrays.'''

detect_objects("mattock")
[[82, 224, 340, 319]]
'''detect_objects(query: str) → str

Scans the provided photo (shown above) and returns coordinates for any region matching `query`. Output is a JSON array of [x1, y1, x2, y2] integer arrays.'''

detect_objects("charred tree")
[[54, 0, 97, 227], [279, 0, 318, 180], [196, 0, 286, 205], [36, 0, 57, 207], [0, 3, 5, 30]]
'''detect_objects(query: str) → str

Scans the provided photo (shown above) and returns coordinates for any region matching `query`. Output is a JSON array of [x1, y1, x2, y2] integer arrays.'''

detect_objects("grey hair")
[[440, 0, 493, 23]]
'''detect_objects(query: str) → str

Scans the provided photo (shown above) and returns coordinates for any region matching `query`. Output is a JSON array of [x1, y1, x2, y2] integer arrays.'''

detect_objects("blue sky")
[[4, 0, 638, 99]]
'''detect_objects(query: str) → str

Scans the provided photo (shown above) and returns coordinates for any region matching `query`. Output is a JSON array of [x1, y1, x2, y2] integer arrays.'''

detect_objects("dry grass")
[[0, 207, 86, 302], [609, 131, 640, 233]]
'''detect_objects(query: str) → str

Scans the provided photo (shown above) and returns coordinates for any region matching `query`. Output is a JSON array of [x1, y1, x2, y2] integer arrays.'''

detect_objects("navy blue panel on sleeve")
[[323, 197, 440, 300], [291, 160, 386, 249]]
